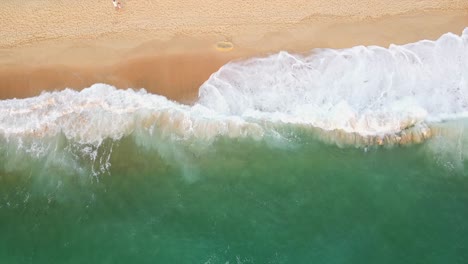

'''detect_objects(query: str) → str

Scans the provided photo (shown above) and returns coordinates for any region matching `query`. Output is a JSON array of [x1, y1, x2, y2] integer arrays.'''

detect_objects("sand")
[[0, 0, 467, 102]]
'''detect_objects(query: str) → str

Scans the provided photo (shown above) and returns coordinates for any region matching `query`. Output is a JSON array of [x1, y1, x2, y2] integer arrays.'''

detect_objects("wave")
[[1, 29, 468, 174], [199, 28, 468, 135]]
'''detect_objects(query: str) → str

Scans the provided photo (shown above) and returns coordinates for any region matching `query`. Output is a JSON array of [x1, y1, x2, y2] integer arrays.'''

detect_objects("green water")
[[1, 133, 468, 264]]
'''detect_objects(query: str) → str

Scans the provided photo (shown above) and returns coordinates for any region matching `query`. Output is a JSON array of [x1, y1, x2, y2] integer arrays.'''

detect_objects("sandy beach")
[[2, 4, 468, 260], [1, 0, 467, 102]]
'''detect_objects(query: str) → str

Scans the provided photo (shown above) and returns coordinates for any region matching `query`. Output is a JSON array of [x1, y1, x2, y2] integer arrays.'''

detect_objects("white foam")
[[0, 85, 264, 146], [199, 28, 468, 135], [0, 85, 265, 176], [0, 29, 467, 148]]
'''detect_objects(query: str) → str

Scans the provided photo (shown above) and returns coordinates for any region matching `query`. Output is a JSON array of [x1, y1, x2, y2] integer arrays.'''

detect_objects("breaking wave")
[[1, 29, 468, 175]]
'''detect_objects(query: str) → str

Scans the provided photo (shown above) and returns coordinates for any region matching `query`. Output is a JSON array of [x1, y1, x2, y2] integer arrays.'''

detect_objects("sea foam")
[[1, 29, 467, 149], [199, 28, 468, 136]]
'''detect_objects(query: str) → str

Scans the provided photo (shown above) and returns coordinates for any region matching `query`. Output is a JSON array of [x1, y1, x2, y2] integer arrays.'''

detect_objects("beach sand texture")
[[1, 0, 467, 101]]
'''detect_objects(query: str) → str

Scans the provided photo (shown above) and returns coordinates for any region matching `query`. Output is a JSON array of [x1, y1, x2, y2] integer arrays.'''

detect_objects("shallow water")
[[1, 131, 468, 263], [1, 29, 468, 263]]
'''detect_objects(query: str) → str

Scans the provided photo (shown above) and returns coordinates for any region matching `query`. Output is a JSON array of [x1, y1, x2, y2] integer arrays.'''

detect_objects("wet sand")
[[0, 1, 467, 102]]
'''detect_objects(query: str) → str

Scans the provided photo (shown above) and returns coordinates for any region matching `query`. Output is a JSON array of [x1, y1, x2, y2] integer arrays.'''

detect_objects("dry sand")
[[0, 0, 467, 102]]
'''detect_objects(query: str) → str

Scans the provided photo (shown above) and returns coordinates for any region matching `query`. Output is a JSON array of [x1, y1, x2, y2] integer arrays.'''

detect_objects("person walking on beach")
[[112, 0, 122, 10]]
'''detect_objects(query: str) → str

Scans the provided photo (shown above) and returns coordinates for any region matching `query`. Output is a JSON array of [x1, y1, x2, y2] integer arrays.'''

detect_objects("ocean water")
[[1, 29, 468, 263]]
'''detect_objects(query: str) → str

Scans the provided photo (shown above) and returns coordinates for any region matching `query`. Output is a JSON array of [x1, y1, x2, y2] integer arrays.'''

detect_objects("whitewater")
[[2, 29, 468, 140], [1, 28, 468, 176], [2, 29, 468, 264]]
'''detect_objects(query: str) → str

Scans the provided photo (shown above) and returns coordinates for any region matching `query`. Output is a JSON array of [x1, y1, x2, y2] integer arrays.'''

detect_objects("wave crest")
[[199, 29, 468, 135], [0, 29, 467, 151]]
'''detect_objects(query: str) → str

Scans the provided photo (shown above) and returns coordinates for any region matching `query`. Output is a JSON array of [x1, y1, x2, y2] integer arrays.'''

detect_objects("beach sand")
[[0, 0, 467, 102]]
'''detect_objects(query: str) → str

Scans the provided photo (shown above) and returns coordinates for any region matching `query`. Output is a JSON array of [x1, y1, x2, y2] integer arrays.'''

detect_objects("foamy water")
[[1, 29, 467, 149], [199, 28, 468, 135], [2, 29, 468, 264]]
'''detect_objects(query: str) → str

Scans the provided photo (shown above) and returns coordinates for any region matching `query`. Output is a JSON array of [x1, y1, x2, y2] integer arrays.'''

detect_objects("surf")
[[1, 29, 468, 176]]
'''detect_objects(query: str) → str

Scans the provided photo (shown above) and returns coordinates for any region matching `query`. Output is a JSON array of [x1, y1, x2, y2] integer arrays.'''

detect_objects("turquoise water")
[[1, 29, 468, 263], [1, 129, 468, 263]]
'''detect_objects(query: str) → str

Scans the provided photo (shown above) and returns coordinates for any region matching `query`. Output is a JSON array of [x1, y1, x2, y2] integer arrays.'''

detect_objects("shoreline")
[[1, 6, 467, 102]]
